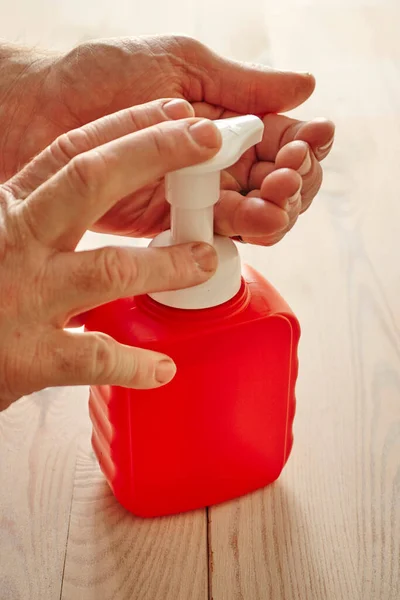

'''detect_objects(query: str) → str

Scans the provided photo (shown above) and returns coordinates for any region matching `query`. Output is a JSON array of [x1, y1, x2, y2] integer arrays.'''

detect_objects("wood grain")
[[0, 1, 399, 599], [60, 439, 208, 600], [209, 1, 400, 599], [0, 386, 89, 600]]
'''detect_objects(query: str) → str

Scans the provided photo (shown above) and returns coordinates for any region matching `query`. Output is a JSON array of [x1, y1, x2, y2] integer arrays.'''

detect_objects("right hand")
[[0, 99, 221, 412], [1, 37, 333, 245]]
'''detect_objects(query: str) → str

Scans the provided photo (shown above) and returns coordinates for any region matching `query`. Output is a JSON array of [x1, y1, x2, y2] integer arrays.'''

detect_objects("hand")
[[1, 36, 334, 245], [0, 101, 221, 411]]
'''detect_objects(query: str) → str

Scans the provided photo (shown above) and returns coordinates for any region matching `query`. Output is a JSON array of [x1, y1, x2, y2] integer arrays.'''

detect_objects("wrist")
[[0, 42, 58, 181]]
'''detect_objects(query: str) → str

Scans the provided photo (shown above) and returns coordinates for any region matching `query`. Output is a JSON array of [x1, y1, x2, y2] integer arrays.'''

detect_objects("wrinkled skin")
[[2, 36, 334, 245]]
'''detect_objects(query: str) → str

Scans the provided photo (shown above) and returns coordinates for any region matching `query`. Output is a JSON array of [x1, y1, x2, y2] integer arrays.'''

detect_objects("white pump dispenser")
[[149, 115, 264, 309]]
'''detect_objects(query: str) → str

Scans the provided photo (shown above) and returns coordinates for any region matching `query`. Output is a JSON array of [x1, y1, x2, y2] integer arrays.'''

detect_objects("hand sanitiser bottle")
[[85, 115, 300, 517]]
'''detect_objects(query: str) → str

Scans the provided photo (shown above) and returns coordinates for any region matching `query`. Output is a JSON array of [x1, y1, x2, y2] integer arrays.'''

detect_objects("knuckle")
[[131, 360, 154, 388], [69, 247, 140, 296], [65, 149, 107, 198], [95, 247, 140, 294], [125, 106, 143, 131], [50, 131, 84, 164], [129, 354, 144, 386], [149, 246, 198, 292], [166, 246, 192, 283], [53, 332, 116, 382], [155, 123, 182, 154], [52, 342, 79, 375], [130, 98, 175, 129], [146, 248, 179, 291], [51, 126, 106, 166], [174, 35, 202, 54], [69, 254, 100, 294], [91, 333, 117, 381], [125, 102, 160, 130], [149, 122, 198, 165], [147, 126, 169, 159]]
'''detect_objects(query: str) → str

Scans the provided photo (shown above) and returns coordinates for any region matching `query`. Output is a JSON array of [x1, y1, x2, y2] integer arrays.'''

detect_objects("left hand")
[[1, 105, 222, 409], [2, 36, 335, 245]]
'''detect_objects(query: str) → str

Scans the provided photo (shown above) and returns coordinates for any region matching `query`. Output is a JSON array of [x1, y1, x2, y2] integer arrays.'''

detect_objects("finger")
[[256, 114, 335, 163], [191, 104, 240, 121], [191, 107, 333, 192], [8, 99, 195, 198], [189, 41, 316, 113], [223, 114, 333, 193], [262, 175, 302, 235], [274, 141, 322, 212], [48, 242, 217, 323], [293, 118, 335, 161], [249, 141, 322, 214], [238, 197, 302, 247], [192, 102, 225, 120], [259, 168, 303, 210], [44, 329, 178, 389], [21, 117, 221, 251], [1, 326, 177, 403], [248, 161, 276, 189], [214, 168, 301, 238], [240, 171, 303, 246]]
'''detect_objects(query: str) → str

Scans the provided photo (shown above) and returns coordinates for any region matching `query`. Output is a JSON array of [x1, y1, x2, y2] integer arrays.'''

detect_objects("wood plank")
[[209, 2, 400, 599], [0, 386, 90, 600], [60, 438, 208, 600]]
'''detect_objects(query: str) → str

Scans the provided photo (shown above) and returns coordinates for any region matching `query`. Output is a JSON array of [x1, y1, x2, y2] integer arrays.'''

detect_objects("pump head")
[[149, 115, 264, 309]]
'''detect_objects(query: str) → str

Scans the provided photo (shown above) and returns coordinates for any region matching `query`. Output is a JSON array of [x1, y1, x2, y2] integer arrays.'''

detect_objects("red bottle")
[[86, 116, 300, 517]]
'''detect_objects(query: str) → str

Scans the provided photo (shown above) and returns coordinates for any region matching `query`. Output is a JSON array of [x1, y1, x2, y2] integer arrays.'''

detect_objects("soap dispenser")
[[85, 115, 300, 518]]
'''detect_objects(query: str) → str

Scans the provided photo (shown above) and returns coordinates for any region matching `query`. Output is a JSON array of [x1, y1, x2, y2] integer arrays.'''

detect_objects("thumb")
[[186, 39, 315, 114], [42, 330, 178, 390], [1, 328, 178, 405]]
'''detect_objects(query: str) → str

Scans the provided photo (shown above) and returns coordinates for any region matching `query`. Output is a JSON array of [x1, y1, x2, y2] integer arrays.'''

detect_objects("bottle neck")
[[171, 205, 214, 245], [141, 278, 250, 322], [167, 170, 219, 246]]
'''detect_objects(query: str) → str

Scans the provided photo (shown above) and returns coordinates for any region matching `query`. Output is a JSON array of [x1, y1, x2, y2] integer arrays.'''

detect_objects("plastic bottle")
[[85, 115, 300, 517]]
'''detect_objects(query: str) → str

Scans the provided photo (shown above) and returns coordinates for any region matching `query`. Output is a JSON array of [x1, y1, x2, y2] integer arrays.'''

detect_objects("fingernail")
[[155, 360, 177, 384], [189, 120, 221, 148], [287, 187, 302, 207], [298, 149, 312, 176], [317, 138, 334, 154], [163, 98, 194, 119], [191, 242, 217, 273]]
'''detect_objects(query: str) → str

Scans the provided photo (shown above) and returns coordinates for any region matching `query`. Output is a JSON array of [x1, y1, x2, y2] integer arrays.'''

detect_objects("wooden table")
[[0, 0, 399, 598]]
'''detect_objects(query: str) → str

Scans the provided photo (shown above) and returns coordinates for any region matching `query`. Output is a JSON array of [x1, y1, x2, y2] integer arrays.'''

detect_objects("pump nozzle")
[[149, 115, 264, 309]]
